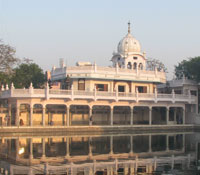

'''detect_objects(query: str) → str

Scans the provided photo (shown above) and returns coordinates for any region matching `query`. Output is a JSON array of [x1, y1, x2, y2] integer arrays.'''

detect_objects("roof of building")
[[117, 22, 141, 55]]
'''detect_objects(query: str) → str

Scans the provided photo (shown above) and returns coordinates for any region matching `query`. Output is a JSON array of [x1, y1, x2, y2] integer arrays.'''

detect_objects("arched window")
[[139, 63, 143, 70], [127, 62, 132, 69], [133, 62, 137, 69]]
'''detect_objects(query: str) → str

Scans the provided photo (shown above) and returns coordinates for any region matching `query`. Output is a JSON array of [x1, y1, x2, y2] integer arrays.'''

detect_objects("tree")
[[0, 72, 12, 87], [0, 40, 19, 74], [12, 63, 46, 88], [146, 58, 167, 72], [175, 56, 200, 82]]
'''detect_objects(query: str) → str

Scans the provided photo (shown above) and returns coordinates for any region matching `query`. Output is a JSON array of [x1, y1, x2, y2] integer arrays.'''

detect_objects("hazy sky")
[[0, 0, 200, 79]]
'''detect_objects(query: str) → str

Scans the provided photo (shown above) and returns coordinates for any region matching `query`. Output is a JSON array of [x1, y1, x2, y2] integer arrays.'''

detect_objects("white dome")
[[117, 33, 141, 54], [117, 22, 141, 54]]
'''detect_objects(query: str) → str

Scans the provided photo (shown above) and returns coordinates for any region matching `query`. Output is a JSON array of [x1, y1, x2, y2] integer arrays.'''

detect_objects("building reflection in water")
[[0, 132, 198, 174]]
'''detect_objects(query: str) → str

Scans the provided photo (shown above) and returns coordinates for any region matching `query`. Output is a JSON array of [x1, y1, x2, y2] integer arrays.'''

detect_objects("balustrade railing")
[[157, 94, 172, 99], [74, 90, 94, 96], [51, 65, 166, 83], [0, 88, 196, 103], [13, 89, 30, 94], [138, 93, 154, 98], [49, 89, 71, 95], [34, 89, 45, 94], [96, 91, 115, 97]]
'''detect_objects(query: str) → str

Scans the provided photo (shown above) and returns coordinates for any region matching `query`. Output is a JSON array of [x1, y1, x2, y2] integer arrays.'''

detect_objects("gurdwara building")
[[0, 23, 196, 127]]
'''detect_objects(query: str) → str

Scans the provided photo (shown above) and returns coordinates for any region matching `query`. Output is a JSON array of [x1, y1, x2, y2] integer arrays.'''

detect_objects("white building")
[[0, 23, 196, 127]]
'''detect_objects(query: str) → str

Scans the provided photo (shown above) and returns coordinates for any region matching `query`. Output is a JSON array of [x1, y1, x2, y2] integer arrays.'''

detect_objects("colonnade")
[[10, 104, 185, 126]]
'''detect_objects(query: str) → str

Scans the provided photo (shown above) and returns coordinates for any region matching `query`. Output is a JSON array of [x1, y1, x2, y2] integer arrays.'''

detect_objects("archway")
[[33, 104, 43, 126], [92, 106, 110, 125], [139, 63, 143, 70], [113, 106, 130, 125], [127, 62, 132, 69], [152, 107, 167, 125], [70, 105, 89, 126], [133, 62, 137, 69], [133, 106, 149, 124], [19, 104, 30, 126], [46, 104, 66, 126]]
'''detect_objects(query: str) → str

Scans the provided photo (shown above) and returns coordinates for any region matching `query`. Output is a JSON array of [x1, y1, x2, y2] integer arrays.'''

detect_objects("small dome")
[[117, 22, 141, 54]]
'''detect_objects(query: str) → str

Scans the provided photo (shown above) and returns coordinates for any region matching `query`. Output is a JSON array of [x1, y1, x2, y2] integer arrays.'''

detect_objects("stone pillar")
[[111, 81, 114, 92], [44, 163, 49, 175], [28, 168, 33, 175], [187, 154, 191, 168], [110, 136, 113, 155], [130, 135, 133, 155], [182, 108, 185, 124], [87, 167, 93, 175], [89, 107, 92, 126], [16, 106, 20, 127], [109, 167, 114, 175], [114, 158, 118, 173], [66, 137, 70, 158], [146, 165, 149, 173], [42, 138, 45, 159], [166, 107, 169, 125], [67, 106, 70, 126], [171, 155, 174, 170], [89, 137, 92, 157], [124, 166, 129, 175], [149, 135, 152, 152], [149, 107, 152, 125], [29, 138, 33, 160], [166, 135, 169, 151], [135, 155, 138, 172], [42, 107, 45, 126], [30, 107, 33, 126], [8, 103, 12, 126], [182, 134, 185, 152], [16, 138, 19, 160], [154, 156, 157, 171], [110, 107, 113, 126], [130, 106, 133, 125], [93, 160, 96, 174], [10, 167, 13, 175], [130, 165, 135, 174]]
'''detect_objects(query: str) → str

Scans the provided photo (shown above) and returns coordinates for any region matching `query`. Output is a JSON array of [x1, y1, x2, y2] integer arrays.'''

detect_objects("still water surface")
[[0, 132, 199, 174]]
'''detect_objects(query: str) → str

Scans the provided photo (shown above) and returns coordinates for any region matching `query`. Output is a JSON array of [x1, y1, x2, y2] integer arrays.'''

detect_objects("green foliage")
[[0, 41, 46, 88], [175, 56, 200, 82], [12, 63, 46, 88], [0, 72, 11, 87]]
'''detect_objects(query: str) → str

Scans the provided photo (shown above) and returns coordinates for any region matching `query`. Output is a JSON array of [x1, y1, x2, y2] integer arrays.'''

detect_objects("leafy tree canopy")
[[12, 63, 46, 88], [175, 56, 200, 82], [146, 58, 167, 72], [0, 40, 19, 74]]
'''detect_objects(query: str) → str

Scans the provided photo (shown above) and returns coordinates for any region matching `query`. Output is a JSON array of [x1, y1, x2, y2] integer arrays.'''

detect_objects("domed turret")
[[111, 22, 146, 70], [117, 22, 141, 54]]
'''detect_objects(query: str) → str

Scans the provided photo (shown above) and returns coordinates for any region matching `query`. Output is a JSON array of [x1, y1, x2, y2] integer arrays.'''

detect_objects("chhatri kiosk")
[[0, 23, 196, 127]]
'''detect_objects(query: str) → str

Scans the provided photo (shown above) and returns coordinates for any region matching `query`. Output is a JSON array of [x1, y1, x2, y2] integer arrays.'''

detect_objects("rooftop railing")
[[51, 65, 166, 83], [0, 85, 196, 104]]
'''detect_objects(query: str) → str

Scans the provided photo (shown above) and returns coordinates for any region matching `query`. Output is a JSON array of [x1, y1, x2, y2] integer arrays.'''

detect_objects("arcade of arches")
[[1, 103, 185, 126]]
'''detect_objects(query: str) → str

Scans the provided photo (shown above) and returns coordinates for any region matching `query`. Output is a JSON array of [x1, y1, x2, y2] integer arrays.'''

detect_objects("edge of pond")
[[0, 124, 198, 137]]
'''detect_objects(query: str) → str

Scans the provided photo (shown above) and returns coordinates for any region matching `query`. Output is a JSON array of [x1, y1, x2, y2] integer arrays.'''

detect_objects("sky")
[[0, 0, 200, 79]]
